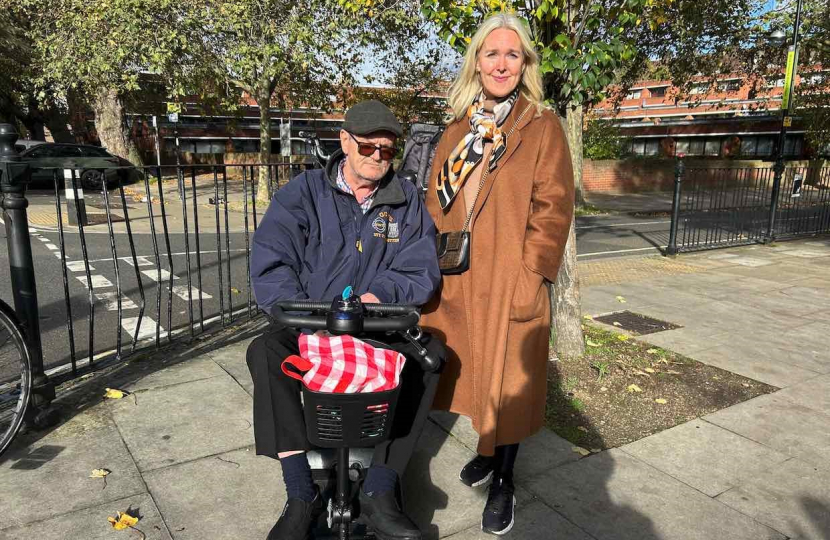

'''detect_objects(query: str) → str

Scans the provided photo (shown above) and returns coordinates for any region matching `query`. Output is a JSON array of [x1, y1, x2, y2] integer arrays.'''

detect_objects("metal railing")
[[0, 125, 320, 419], [667, 158, 830, 254]]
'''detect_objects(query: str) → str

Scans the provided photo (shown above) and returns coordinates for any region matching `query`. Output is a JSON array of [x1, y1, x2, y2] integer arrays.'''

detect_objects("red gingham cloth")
[[281, 334, 406, 394]]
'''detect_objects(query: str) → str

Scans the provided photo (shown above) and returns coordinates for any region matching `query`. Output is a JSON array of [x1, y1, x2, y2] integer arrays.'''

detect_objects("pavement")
[[2, 237, 830, 539]]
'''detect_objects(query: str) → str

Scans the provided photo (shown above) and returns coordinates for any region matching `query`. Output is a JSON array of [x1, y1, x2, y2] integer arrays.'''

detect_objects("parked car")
[[14, 139, 46, 153], [20, 143, 141, 190]]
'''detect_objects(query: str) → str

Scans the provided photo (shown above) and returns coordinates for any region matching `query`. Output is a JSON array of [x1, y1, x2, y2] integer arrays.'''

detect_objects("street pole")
[[766, 0, 803, 243], [667, 155, 685, 256], [0, 124, 58, 427]]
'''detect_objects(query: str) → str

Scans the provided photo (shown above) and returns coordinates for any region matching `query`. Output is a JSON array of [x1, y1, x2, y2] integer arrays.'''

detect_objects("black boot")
[[481, 474, 516, 536], [459, 454, 496, 487], [359, 489, 422, 540], [267, 486, 323, 540]]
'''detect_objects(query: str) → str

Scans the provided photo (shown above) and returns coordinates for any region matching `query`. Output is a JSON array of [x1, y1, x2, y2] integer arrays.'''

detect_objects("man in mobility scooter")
[[247, 100, 444, 540]]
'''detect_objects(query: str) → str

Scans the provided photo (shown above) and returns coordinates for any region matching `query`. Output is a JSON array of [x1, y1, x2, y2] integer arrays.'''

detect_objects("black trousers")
[[246, 325, 444, 477]]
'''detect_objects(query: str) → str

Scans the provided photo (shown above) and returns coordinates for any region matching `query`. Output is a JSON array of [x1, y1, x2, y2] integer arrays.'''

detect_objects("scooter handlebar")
[[270, 301, 421, 332]]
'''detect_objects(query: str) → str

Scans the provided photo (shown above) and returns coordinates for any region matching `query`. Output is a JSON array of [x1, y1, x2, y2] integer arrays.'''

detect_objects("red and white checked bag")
[[281, 334, 406, 394]]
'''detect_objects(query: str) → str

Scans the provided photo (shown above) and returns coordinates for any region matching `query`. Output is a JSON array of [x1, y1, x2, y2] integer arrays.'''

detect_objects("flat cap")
[[342, 100, 402, 138]]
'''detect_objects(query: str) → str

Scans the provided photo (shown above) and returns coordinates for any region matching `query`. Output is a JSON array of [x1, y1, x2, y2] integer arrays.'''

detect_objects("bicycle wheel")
[[0, 300, 32, 456]]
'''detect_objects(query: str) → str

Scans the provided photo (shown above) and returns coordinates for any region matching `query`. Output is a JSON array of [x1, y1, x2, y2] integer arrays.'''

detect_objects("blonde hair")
[[447, 13, 545, 122]]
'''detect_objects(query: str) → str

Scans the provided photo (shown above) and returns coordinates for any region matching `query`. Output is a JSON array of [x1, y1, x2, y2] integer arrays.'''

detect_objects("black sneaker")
[[267, 487, 323, 540], [459, 454, 495, 487], [358, 489, 422, 540], [481, 476, 516, 536]]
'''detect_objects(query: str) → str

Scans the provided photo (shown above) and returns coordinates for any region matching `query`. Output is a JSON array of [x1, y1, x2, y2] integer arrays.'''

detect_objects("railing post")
[[0, 124, 57, 425], [667, 155, 685, 256], [765, 158, 785, 243]]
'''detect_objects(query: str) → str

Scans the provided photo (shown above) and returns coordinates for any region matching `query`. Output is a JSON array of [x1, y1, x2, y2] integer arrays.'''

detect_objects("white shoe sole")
[[481, 495, 516, 536], [459, 469, 494, 488]]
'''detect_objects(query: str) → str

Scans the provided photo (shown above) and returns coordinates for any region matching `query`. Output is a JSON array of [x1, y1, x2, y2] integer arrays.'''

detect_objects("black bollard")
[[666, 156, 685, 257], [0, 124, 58, 426]]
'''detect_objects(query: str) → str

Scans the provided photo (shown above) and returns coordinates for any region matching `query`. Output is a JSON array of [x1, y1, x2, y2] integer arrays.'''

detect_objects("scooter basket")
[[302, 385, 401, 448]]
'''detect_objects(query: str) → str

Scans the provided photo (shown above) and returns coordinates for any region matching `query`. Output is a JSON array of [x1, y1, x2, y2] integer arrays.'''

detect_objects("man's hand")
[[360, 293, 381, 304]]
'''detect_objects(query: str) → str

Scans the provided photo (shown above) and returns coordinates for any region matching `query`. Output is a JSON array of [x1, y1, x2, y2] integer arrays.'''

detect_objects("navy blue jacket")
[[251, 150, 440, 314]]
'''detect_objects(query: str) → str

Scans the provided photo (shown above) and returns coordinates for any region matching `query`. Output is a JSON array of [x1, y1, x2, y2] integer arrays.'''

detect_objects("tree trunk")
[[566, 105, 586, 207], [43, 104, 74, 143], [91, 88, 143, 166], [551, 110, 585, 360], [256, 79, 273, 203]]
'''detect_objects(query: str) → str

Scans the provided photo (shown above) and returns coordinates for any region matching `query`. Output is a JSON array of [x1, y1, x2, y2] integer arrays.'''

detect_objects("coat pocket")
[[509, 264, 546, 322]]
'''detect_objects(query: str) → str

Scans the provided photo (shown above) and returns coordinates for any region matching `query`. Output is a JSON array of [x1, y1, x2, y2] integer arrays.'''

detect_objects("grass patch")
[[546, 324, 776, 450], [574, 203, 608, 217]]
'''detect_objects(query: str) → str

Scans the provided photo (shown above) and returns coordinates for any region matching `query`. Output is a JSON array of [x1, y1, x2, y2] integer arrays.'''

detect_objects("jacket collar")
[[325, 149, 406, 208]]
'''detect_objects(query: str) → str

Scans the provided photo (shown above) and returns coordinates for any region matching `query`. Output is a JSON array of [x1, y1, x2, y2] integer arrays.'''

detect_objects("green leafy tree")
[[8, 0, 208, 166], [583, 116, 629, 160]]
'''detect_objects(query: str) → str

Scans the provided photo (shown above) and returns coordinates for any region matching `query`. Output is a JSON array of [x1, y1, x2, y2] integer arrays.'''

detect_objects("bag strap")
[[281, 355, 314, 382], [461, 103, 533, 232]]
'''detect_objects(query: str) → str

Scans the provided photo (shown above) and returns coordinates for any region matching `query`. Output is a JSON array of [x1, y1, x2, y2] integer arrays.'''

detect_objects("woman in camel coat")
[[420, 13, 574, 534]]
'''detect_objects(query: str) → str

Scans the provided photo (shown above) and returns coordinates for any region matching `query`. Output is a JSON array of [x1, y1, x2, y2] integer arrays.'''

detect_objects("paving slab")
[[621, 419, 790, 497], [716, 458, 830, 540], [206, 338, 255, 396], [704, 393, 830, 470], [0, 407, 144, 529], [0, 493, 170, 540], [124, 355, 227, 392], [691, 343, 821, 388], [144, 447, 280, 540], [526, 449, 785, 540], [110, 375, 254, 472], [772, 374, 830, 416], [447, 500, 594, 540], [403, 421, 534, 539], [428, 412, 580, 481]]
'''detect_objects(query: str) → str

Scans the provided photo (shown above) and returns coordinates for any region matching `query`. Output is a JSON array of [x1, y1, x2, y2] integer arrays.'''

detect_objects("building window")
[[631, 139, 645, 155], [688, 139, 705, 156], [676, 139, 690, 155], [625, 90, 642, 100], [649, 86, 668, 98], [704, 139, 721, 156], [741, 137, 757, 156], [783, 136, 802, 157], [232, 139, 259, 153], [717, 80, 741, 92], [689, 83, 709, 95], [756, 137, 774, 156]]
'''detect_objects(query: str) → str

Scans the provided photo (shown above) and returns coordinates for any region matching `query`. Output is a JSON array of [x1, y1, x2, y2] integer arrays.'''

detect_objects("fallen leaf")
[[612, 321, 622, 327], [646, 348, 659, 354], [577, 426, 589, 432], [644, 368, 656, 373], [104, 388, 128, 399], [230, 287, 241, 294], [634, 370, 648, 376], [615, 296, 627, 303], [627, 384, 643, 393], [617, 334, 629, 341], [655, 398, 668, 404], [572, 446, 591, 457], [108, 511, 139, 530], [90, 468, 111, 478], [586, 339, 600, 347], [600, 386, 608, 392], [741, 383, 751, 387], [583, 315, 594, 321], [590, 448, 602, 453], [667, 370, 682, 375]]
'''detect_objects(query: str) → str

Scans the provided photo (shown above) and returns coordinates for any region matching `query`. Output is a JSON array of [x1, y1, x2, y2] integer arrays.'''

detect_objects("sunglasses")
[[348, 132, 396, 161]]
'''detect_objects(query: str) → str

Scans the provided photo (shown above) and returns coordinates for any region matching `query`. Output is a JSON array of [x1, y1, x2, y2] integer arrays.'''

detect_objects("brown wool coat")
[[420, 94, 575, 456]]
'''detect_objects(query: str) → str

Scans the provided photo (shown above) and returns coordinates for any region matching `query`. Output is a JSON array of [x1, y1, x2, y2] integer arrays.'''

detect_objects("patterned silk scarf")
[[436, 88, 519, 209]]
